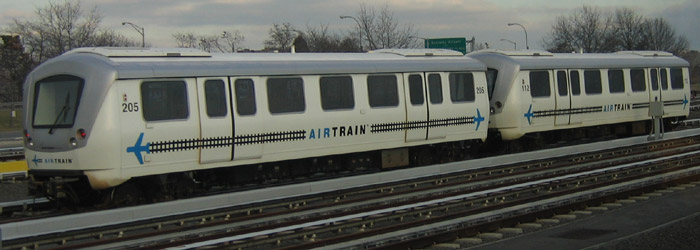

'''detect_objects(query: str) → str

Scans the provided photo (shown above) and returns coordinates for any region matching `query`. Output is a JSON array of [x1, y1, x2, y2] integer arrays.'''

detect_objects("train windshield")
[[32, 75, 84, 130]]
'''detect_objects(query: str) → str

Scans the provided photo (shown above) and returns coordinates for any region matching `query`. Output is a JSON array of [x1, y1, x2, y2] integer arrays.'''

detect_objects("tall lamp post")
[[500, 38, 517, 49], [122, 21, 145, 47], [340, 15, 363, 51], [507, 23, 528, 50]]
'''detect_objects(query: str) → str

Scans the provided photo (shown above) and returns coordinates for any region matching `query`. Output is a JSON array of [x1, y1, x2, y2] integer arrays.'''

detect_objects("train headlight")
[[27, 138, 34, 147], [70, 138, 78, 147]]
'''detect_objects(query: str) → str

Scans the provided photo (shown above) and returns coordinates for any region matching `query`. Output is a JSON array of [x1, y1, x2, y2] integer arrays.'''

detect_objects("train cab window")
[[204, 80, 227, 117], [141, 81, 189, 121], [670, 68, 684, 89], [584, 70, 602, 95], [32, 75, 84, 128], [608, 70, 625, 93], [556, 71, 568, 96], [529, 71, 550, 98], [660, 69, 668, 90], [408, 74, 424, 105], [570, 71, 581, 96], [486, 69, 498, 99], [449, 73, 476, 102], [367, 75, 399, 107], [428, 74, 443, 104], [234, 79, 256, 116], [267, 77, 305, 114], [320, 76, 354, 110], [650, 69, 659, 91], [630, 69, 646, 92]]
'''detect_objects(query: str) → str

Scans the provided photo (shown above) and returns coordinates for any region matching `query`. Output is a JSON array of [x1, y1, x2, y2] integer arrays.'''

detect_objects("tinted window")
[[584, 70, 602, 95], [631, 69, 646, 92], [650, 69, 659, 91], [670, 68, 684, 89], [570, 71, 581, 96], [608, 70, 625, 93], [449, 73, 475, 102], [556, 71, 568, 96], [367, 75, 399, 107], [320, 76, 354, 110], [408, 74, 424, 105], [204, 80, 227, 117], [529, 71, 550, 98], [234, 79, 256, 116], [142, 81, 189, 121], [660, 68, 668, 90], [428, 74, 443, 104], [32, 75, 84, 128], [267, 77, 305, 114], [486, 68, 498, 99]]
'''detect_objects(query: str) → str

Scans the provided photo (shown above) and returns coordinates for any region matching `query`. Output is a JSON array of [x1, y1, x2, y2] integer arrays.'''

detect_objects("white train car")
[[469, 50, 691, 141], [23, 48, 489, 203]]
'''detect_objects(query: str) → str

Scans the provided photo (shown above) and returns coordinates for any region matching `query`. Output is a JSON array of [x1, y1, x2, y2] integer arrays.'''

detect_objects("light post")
[[122, 21, 145, 47], [500, 38, 517, 49], [340, 15, 363, 51], [507, 23, 528, 50]]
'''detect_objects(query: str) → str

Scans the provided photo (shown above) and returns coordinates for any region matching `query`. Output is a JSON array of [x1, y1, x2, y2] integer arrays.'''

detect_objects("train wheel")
[[413, 147, 433, 167], [110, 182, 145, 207]]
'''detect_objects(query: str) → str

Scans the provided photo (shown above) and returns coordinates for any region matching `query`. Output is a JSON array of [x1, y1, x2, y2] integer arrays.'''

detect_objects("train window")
[[660, 69, 668, 90], [141, 81, 189, 121], [204, 80, 227, 117], [486, 69, 498, 99], [367, 75, 399, 107], [630, 69, 646, 92], [608, 70, 625, 93], [408, 74, 424, 105], [32, 75, 84, 128], [428, 74, 443, 104], [670, 68, 684, 89], [320, 76, 354, 110], [570, 71, 581, 96], [234, 79, 256, 116], [556, 71, 568, 96], [584, 70, 602, 95], [267, 77, 305, 114], [449, 73, 475, 102], [529, 71, 550, 98], [650, 69, 659, 91]]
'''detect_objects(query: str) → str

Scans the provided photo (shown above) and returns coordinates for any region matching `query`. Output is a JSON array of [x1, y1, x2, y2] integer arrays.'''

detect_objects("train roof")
[[57, 47, 485, 80], [468, 50, 689, 70]]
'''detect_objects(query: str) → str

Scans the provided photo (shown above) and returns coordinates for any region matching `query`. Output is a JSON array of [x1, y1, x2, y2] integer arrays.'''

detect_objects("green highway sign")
[[424, 37, 467, 54]]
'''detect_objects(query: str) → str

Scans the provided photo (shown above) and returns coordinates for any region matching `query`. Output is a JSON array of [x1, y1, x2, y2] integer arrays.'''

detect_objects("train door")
[[196, 77, 233, 163], [648, 68, 662, 103], [403, 73, 429, 142], [554, 70, 571, 126], [568, 70, 583, 124], [230, 77, 263, 160]]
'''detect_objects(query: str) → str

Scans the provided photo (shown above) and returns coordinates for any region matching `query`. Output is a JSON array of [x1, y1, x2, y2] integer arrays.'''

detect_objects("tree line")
[[1, 1, 696, 103]]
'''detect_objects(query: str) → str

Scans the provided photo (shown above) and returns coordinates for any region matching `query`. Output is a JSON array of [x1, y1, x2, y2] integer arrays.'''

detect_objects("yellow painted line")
[[0, 161, 28, 173]]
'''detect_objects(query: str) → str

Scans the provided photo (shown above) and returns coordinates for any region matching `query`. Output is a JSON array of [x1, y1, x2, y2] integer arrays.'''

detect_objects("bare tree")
[[173, 31, 245, 53], [264, 22, 297, 52], [172, 32, 198, 48], [353, 4, 418, 50], [7, 0, 134, 62], [0, 35, 35, 102], [543, 5, 688, 54], [305, 24, 360, 52], [221, 30, 244, 52]]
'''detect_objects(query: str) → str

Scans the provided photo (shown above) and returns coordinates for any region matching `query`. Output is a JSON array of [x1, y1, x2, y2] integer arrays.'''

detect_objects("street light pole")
[[122, 21, 145, 47], [500, 38, 517, 49], [507, 23, 528, 50], [340, 15, 363, 51]]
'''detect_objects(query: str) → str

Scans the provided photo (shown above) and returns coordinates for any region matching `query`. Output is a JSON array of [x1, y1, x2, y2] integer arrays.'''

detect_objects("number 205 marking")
[[122, 102, 139, 112]]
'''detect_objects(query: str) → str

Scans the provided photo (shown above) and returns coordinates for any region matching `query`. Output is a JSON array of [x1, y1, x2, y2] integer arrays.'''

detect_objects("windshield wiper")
[[48, 93, 71, 135]]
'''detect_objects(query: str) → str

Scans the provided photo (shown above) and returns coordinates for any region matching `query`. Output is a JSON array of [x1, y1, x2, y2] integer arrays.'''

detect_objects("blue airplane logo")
[[32, 155, 41, 167], [126, 133, 150, 164], [683, 95, 689, 110], [474, 109, 485, 131], [524, 104, 534, 125]]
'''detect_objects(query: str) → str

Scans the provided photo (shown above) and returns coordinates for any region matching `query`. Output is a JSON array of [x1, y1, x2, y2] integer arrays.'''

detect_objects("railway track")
[[1, 130, 698, 249]]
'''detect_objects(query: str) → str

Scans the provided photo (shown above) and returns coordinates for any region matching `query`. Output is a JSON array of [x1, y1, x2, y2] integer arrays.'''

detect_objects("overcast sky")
[[1, 0, 698, 51]]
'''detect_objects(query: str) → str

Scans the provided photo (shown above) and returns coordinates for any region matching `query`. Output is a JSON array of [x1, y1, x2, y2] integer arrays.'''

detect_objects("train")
[[22, 47, 690, 205]]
